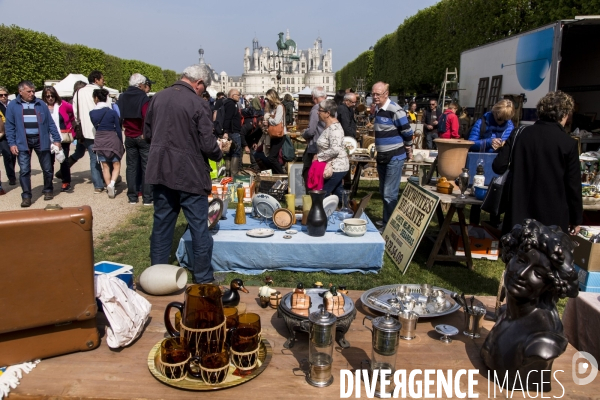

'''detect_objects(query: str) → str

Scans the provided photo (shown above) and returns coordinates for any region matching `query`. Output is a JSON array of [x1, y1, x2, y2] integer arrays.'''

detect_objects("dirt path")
[[0, 149, 143, 241]]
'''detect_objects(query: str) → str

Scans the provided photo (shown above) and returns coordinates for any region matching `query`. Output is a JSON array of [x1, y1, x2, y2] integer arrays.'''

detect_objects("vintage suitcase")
[[0, 205, 99, 364], [0, 318, 100, 366]]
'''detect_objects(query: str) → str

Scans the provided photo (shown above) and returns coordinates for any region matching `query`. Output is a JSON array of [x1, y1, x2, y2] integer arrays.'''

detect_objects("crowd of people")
[[0, 69, 583, 245]]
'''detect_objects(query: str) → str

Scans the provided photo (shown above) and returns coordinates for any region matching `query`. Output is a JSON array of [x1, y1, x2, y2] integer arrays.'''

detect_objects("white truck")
[[459, 16, 600, 126]]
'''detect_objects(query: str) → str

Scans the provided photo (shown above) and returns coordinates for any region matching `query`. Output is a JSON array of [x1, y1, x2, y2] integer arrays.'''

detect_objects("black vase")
[[306, 190, 328, 237]]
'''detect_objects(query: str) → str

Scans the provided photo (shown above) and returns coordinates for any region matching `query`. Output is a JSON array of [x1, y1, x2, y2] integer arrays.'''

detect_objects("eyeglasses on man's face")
[[372, 91, 387, 97], [0, 93, 7, 97], [430, 103, 436, 106]]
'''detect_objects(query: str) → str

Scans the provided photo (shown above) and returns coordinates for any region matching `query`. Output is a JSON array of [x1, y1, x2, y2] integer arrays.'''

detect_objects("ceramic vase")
[[306, 190, 328, 237], [301, 194, 312, 225], [285, 193, 297, 224], [139, 264, 187, 295], [234, 188, 246, 224], [434, 138, 475, 180]]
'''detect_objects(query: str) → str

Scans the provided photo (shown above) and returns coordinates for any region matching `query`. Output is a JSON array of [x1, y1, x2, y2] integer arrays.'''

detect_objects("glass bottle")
[[338, 189, 354, 220], [234, 188, 246, 224], [471, 164, 485, 195]]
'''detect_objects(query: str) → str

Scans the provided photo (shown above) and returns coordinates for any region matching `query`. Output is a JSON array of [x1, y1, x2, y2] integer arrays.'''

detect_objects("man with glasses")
[[144, 65, 223, 284], [371, 82, 413, 230], [421, 99, 442, 149], [0, 85, 17, 186], [337, 92, 357, 137], [5, 81, 61, 207], [222, 89, 242, 176]]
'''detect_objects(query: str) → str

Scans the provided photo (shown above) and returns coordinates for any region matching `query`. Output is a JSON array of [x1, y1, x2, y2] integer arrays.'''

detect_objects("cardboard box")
[[574, 264, 600, 293], [449, 224, 499, 260], [572, 232, 600, 272]]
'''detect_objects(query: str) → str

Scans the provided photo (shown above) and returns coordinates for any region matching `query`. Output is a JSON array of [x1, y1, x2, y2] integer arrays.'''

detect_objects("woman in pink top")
[[42, 86, 75, 192], [439, 102, 460, 139]]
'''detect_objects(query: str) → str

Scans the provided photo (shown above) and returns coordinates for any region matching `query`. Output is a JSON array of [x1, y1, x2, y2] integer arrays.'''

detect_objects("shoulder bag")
[[481, 125, 526, 215], [72, 93, 84, 141], [267, 105, 285, 138]]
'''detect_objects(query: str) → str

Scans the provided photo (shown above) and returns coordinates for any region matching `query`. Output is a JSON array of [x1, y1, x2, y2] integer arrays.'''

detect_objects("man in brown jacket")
[[144, 65, 223, 284]]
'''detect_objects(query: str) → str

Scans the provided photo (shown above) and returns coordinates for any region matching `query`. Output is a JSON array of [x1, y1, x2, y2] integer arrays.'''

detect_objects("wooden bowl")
[[273, 208, 294, 230]]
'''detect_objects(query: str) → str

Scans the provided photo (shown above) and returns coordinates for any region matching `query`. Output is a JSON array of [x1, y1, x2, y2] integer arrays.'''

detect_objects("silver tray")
[[360, 284, 459, 318], [280, 288, 355, 319]]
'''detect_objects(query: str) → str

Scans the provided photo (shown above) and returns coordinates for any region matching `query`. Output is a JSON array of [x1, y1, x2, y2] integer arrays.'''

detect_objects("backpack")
[[213, 103, 226, 136], [437, 113, 448, 134]]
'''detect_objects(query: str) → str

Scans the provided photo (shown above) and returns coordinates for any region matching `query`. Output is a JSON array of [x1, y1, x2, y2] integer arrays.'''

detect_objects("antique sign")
[[382, 181, 440, 274]]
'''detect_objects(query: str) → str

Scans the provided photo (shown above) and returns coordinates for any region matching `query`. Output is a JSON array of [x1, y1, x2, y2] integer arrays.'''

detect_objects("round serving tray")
[[360, 284, 460, 318], [148, 338, 272, 391], [280, 288, 355, 319]]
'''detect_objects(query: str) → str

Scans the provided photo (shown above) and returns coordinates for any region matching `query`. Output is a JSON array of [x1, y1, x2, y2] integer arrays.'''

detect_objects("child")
[[89, 88, 124, 199]]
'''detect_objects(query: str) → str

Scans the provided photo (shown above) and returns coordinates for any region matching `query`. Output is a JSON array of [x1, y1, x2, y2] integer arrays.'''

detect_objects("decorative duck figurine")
[[258, 276, 278, 308], [222, 279, 249, 307]]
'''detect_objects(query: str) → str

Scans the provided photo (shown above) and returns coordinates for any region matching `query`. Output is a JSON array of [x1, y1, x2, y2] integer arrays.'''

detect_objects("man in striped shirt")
[[5, 81, 61, 207], [372, 81, 413, 229]]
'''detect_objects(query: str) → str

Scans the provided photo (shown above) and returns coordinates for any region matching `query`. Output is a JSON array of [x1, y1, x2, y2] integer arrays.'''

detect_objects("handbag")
[[60, 130, 73, 144], [481, 126, 526, 215], [267, 105, 285, 138], [73, 94, 84, 141]]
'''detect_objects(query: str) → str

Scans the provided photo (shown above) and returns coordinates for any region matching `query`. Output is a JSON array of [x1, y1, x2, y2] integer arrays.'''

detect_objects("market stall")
[[176, 212, 385, 274], [8, 288, 598, 399]]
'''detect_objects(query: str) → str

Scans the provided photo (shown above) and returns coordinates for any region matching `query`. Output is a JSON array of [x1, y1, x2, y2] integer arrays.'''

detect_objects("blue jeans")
[[227, 132, 242, 158], [17, 135, 53, 199], [377, 158, 405, 225], [150, 184, 214, 284], [323, 171, 346, 199], [81, 139, 104, 189]]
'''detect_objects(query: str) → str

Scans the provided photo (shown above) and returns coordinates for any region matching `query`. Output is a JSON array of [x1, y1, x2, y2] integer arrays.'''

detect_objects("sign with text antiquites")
[[382, 181, 440, 274]]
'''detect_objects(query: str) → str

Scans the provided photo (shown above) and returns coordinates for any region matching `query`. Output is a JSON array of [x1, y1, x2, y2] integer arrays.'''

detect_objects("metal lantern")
[[363, 313, 402, 397], [306, 307, 337, 387]]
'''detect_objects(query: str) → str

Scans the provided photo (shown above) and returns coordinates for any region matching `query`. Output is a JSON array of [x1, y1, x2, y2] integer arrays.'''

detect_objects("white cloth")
[[0, 360, 39, 399], [94, 274, 151, 349], [72, 83, 101, 139]]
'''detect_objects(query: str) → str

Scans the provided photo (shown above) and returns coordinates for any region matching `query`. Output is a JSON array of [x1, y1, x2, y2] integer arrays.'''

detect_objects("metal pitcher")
[[363, 313, 402, 357]]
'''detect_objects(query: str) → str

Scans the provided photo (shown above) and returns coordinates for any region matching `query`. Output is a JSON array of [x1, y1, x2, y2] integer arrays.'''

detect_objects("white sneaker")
[[107, 186, 116, 199], [375, 221, 384, 227]]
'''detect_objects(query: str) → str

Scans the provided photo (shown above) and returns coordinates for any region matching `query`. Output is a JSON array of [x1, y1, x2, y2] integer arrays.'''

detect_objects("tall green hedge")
[[0, 25, 178, 93], [337, 0, 600, 93]]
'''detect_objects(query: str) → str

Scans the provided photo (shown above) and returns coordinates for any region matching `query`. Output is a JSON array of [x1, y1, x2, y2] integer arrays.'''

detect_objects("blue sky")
[[0, 0, 440, 75]]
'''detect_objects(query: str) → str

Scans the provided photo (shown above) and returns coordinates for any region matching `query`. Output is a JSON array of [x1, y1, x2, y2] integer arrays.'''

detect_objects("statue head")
[[330, 286, 338, 296], [501, 219, 579, 305]]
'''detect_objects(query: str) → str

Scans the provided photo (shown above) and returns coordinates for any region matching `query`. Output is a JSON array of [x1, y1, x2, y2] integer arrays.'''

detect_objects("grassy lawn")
[[94, 181, 507, 296]]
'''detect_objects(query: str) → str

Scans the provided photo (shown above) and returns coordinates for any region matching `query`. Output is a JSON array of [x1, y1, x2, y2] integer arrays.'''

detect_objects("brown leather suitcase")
[[0, 318, 100, 366], [0, 205, 99, 364]]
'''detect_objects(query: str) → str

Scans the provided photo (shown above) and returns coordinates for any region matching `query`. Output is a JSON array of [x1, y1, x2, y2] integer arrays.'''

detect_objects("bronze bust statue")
[[481, 219, 579, 392]]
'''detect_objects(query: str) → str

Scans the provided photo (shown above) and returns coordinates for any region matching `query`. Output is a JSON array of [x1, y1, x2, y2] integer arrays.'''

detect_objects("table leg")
[[457, 207, 474, 270], [351, 162, 365, 198], [426, 204, 456, 268]]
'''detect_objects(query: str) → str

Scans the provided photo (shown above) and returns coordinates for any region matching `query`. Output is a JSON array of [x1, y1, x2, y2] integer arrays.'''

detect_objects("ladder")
[[438, 68, 458, 107]]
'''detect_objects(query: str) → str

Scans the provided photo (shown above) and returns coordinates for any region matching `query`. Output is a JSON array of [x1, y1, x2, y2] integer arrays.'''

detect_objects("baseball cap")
[[144, 78, 155, 87]]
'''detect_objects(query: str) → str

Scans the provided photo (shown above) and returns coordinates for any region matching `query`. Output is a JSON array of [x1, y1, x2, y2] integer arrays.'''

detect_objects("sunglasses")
[[45, 95, 55, 99], [430, 103, 436, 106], [0, 94, 7, 97]]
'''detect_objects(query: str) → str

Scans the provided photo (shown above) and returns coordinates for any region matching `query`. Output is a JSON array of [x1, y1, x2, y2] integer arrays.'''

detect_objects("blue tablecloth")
[[176, 213, 385, 275]]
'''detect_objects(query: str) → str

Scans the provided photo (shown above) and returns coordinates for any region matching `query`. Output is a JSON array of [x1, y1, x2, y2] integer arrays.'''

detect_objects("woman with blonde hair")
[[468, 99, 515, 152], [255, 89, 286, 174]]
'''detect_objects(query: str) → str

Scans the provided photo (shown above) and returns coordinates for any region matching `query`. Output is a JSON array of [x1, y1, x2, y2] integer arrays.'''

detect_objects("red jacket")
[[58, 101, 75, 137], [440, 109, 459, 139]]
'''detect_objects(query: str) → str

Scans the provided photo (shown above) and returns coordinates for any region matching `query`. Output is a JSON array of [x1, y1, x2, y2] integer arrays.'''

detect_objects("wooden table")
[[10, 289, 598, 399], [348, 156, 432, 198], [422, 185, 483, 270]]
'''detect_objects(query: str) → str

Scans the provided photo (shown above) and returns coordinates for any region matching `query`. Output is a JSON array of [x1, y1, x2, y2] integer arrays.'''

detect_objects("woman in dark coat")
[[492, 91, 582, 235]]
